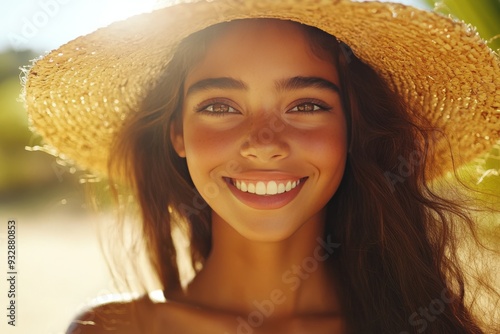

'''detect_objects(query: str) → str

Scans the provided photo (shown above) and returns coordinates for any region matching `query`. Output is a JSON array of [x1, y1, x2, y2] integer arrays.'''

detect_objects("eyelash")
[[194, 99, 332, 116], [195, 99, 239, 117], [287, 99, 332, 114]]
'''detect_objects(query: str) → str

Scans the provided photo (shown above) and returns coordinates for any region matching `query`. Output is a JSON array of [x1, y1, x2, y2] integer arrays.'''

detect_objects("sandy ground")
[[0, 208, 113, 334]]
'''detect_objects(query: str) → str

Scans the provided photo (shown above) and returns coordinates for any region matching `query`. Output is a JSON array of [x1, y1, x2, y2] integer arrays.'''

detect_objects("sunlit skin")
[[166, 19, 347, 332]]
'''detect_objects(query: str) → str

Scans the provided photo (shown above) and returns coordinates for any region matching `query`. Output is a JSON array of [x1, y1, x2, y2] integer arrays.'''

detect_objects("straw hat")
[[23, 0, 500, 177]]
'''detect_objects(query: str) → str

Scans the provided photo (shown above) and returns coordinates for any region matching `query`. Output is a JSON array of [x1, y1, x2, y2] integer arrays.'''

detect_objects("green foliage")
[[0, 49, 82, 200], [424, 0, 500, 52], [0, 77, 32, 145], [0, 50, 38, 82]]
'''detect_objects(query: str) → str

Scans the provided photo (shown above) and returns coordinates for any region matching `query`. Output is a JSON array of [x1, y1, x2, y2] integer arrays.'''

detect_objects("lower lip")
[[225, 178, 307, 210]]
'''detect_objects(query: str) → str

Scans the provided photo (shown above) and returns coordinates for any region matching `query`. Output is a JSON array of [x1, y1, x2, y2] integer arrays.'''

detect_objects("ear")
[[170, 120, 186, 158]]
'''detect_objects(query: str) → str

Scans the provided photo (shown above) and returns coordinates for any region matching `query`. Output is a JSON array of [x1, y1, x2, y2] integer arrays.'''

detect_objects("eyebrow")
[[185, 77, 248, 97], [185, 75, 340, 97], [276, 76, 340, 94]]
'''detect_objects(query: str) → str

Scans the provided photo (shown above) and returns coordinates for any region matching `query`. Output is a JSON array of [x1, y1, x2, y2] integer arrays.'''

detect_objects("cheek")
[[185, 125, 234, 156], [182, 123, 238, 181], [298, 127, 347, 166], [304, 128, 347, 206]]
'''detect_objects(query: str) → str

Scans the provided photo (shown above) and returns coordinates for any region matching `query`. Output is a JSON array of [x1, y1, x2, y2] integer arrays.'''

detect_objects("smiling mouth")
[[228, 178, 306, 196]]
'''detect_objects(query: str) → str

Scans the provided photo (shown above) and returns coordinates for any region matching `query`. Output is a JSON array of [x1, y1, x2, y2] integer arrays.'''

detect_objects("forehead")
[[185, 19, 339, 84]]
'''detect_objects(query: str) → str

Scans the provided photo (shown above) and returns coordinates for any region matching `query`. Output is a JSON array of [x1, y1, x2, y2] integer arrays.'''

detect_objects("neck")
[[183, 211, 341, 318]]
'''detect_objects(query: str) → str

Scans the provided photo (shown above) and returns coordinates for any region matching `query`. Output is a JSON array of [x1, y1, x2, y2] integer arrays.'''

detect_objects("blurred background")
[[0, 0, 498, 333]]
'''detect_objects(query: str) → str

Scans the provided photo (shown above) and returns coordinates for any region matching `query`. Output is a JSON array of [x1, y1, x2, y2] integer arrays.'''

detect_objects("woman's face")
[[172, 19, 347, 241]]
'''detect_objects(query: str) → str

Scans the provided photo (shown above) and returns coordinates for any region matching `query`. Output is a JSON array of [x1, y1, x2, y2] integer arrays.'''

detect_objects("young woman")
[[23, 0, 499, 333]]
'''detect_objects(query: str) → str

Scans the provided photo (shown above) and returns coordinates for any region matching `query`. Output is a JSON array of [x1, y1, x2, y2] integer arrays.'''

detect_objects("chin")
[[229, 218, 311, 243]]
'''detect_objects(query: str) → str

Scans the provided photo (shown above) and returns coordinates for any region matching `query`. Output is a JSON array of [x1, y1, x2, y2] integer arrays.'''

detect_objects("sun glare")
[[1, 0, 162, 51], [99, 0, 158, 24]]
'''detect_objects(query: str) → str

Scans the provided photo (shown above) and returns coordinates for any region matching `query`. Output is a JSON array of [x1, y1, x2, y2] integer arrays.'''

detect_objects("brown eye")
[[297, 103, 318, 112], [199, 102, 238, 115], [289, 102, 329, 113], [207, 103, 233, 113]]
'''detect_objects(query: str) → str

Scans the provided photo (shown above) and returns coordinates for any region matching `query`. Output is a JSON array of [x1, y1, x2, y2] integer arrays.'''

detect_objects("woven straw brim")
[[24, 0, 500, 177]]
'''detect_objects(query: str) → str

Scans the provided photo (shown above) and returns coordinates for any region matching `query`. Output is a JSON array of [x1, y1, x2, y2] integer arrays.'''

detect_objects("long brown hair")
[[107, 19, 498, 333]]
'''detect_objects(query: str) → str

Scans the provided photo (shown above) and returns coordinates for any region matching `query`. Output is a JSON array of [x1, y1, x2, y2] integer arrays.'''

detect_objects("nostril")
[[240, 137, 290, 162]]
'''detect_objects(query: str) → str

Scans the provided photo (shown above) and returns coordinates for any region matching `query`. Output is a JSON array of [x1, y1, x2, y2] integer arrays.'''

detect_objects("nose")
[[240, 117, 290, 162]]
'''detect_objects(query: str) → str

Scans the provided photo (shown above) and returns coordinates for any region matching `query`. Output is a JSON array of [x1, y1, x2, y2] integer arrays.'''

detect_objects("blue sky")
[[0, 0, 429, 52]]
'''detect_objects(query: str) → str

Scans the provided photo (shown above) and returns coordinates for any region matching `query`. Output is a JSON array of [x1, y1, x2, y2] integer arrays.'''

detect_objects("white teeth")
[[267, 181, 278, 195], [256, 182, 266, 195], [233, 179, 302, 196], [240, 181, 247, 192]]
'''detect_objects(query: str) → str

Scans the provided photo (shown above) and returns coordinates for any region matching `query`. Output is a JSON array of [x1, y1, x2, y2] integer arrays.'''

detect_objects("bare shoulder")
[[66, 293, 158, 334], [66, 290, 232, 334]]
